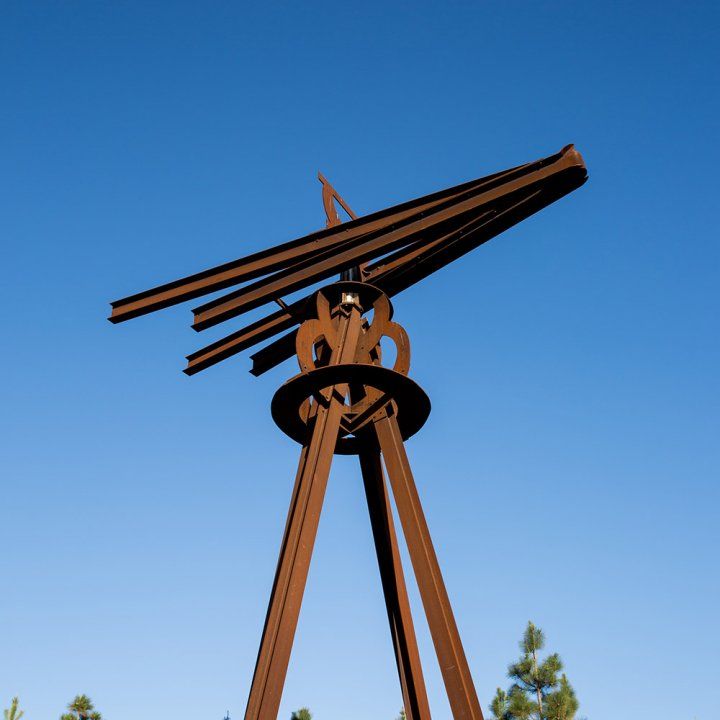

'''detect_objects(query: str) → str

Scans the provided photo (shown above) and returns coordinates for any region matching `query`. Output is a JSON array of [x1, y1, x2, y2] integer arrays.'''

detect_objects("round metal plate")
[[271, 363, 430, 455]]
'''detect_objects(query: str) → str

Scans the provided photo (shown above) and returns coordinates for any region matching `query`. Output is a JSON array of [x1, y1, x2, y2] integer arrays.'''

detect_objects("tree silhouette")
[[4, 697, 24, 720], [490, 686, 536, 720], [290, 708, 312, 720], [60, 694, 102, 720], [544, 675, 579, 720], [508, 622, 562, 717], [489, 622, 580, 720]]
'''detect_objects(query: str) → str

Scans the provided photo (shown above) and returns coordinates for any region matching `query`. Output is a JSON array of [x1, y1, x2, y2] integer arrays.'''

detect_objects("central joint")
[[271, 281, 431, 454]]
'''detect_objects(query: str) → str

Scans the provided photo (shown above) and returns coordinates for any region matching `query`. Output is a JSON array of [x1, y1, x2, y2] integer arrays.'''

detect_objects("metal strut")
[[359, 443, 432, 720], [244, 302, 363, 720], [244, 282, 484, 720]]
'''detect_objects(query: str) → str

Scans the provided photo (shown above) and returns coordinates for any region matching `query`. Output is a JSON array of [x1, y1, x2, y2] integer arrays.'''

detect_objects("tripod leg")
[[359, 444, 432, 720], [245, 307, 363, 720], [244, 395, 344, 720], [373, 409, 484, 720]]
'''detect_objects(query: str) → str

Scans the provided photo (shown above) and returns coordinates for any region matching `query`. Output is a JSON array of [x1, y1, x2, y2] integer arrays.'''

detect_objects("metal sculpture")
[[109, 145, 587, 720]]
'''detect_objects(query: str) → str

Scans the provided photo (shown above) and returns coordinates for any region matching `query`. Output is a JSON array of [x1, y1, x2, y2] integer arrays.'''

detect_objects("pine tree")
[[544, 675, 579, 720], [507, 686, 537, 720], [60, 694, 102, 720], [490, 688, 510, 720], [507, 622, 562, 717], [290, 708, 312, 720], [4, 697, 24, 720], [489, 622, 581, 720]]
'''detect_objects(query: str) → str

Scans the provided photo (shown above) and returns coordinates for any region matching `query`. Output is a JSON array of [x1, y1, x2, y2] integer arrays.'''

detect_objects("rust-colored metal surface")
[[109, 147, 587, 719], [359, 444, 431, 720]]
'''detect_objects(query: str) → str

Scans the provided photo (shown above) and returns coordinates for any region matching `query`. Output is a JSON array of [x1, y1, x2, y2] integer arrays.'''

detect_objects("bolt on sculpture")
[[109, 145, 588, 720]]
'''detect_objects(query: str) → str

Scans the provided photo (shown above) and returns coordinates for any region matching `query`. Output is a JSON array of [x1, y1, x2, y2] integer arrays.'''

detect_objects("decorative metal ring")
[[271, 363, 430, 455]]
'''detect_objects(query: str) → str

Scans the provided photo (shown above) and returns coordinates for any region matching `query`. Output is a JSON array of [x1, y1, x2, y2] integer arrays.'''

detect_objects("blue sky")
[[1, 2, 718, 719]]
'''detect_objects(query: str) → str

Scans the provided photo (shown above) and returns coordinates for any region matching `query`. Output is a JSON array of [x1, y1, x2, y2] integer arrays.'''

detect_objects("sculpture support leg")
[[373, 409, 484, 720], [359, 444, 432, 720], [244, 307, 363, 720]]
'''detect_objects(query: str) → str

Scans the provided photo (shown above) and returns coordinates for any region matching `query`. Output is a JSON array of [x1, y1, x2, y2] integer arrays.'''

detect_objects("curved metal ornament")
[[273, 282, 425, 454]]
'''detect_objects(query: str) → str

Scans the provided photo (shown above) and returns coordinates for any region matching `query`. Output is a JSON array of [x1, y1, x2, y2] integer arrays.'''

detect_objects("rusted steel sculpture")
[[110, 145, 587, 720]]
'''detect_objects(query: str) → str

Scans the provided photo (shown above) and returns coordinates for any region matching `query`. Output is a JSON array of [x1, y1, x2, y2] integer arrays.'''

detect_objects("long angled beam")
[[378, 187, 576, 297], [183, 214, 491, 376], [244, 188, 547, 377], [241, 213, 498, 377], [190, 148, 584, 331], [359, 445, 432, 720], [184, 147, 585, 375], [243, 304, 363, 720], [184, 301, 306, 375], [186, 214, 489, 376], [374, 408, 485, 720], [108, 162, 532, 324]]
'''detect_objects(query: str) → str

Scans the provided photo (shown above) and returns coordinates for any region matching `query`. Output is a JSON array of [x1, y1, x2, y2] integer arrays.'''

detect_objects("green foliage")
[[4, 697, 24, 720], [396, 709, 406, 720], [490, 688, 509, 720], [489, 686, 539, 720], [507, 686, 538, 720], [290, 708, 312, 720], [544, 675, 579, 720], [508, 651, 562, 698], [522, 622, 545, 656], [489, 621, 581, 720], [60, 694, 102, 720]]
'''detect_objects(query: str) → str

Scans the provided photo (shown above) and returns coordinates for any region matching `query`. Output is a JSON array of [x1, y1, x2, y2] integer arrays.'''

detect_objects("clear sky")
[[1, 2, 718, 719]]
